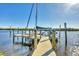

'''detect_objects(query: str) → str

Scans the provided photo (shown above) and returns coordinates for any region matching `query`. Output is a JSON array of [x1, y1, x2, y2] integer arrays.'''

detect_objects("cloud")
[[64, 3, 79, 15]]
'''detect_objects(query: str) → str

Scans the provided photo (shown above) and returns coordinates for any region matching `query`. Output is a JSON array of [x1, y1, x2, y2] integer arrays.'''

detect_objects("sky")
[[0, 3, 79, 28]]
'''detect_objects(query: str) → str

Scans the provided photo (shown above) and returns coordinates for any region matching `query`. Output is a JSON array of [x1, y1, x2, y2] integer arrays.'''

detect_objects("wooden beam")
[[40, 30, 41, 39], [59, 25, 61, 46], [13, 30, 15, 44], [34, 29, 37, 49], [64, 22, 67, 55], [22, 30, 24, 44], [52, 30, 56, 50]]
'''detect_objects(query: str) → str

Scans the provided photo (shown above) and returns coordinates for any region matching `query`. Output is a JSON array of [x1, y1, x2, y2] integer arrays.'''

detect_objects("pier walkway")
[[12, 29, 57, 56], [32, 36, 56, 56]]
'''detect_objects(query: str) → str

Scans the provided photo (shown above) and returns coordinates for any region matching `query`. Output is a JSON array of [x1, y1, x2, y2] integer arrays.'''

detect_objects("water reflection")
[[0, 30, 31, 56], [56, 31, 79, 56]]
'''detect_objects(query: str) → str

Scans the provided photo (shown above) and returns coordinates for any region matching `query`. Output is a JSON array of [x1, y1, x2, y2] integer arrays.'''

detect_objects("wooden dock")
[[6, 22, 70, 56], [14, 34, 41, 39], [11, 29, 57, 56], [32, 36, 56, 56], [13, 33, 56, 56]]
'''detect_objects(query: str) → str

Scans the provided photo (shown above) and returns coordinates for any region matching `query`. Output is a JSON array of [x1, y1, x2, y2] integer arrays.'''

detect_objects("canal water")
[[0, 30, 31, 56], [56, 31, 79, 56], [0, 30, 79, 56]]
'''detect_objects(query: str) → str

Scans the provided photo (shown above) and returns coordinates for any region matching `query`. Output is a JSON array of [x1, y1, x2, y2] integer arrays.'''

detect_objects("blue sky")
[[0, 3, 79, 28]]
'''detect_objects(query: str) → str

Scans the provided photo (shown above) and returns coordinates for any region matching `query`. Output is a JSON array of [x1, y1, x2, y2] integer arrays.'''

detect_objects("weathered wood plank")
[[32, 36, 56, 56]]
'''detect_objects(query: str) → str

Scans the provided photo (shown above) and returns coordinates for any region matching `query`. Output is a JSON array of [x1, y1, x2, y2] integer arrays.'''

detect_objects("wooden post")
[[48, 28, 50, 40], [22, 30, 24, 44], [17, 27, 19, 40], [17, 27, 19, 34], [64, 22, 67, 55], [52, 30, 56, 50], [9, 26, 11, 37], [40, 30, 41, 39], [13, 30, 15, 44], [25, 29, 27, 35], [59, 25, 61, 46], [25, 30, 27, 42], [29, 30, 30, 37], [49, 31, 50, 40], [34, 29, 37, 49], [32, 30, 33, 34]]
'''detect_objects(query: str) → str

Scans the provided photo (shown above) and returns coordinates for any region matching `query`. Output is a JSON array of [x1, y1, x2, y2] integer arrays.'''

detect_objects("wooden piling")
[[34, 29, 37, 49], [9, 26, 11, 37], [22, 30, 24, 44], [52, 30, 56, 50], [59, 25, 61, 45], [17, 27, 19, 33], [25, 30, 26, 35], [17, 27, 19, 40], [64, 22, 67, 55], [48, 28, 51, 40], [40, 30, 41, 39], [13, 30, 15, 44], [25, 30, 27, 42], [29, 30, 30, 37]]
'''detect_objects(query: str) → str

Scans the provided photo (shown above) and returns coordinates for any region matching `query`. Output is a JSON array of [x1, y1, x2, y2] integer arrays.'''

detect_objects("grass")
[[0, 28, 34, 30], [0, 51, 4, 56]]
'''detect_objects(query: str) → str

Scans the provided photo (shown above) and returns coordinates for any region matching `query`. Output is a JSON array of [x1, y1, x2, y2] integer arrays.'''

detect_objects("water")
[[0, 30, 31, 56], [56, 31, 79, 56], [0, 30, 79, 56]]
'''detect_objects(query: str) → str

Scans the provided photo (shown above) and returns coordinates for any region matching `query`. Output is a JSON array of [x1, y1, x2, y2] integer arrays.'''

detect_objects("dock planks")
[[32, 36, 56, 56]]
